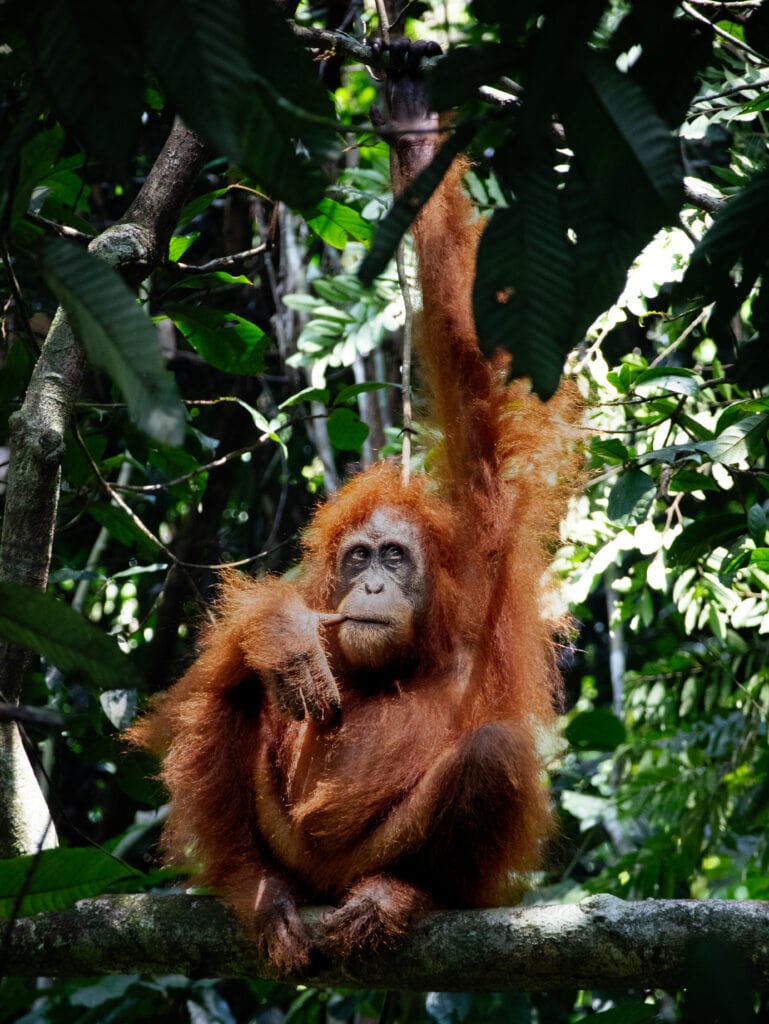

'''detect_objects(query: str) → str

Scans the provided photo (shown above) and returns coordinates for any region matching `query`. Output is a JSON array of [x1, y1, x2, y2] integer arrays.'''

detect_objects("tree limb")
[[3, 895, 769, 990], [0, 119, 207, 858]]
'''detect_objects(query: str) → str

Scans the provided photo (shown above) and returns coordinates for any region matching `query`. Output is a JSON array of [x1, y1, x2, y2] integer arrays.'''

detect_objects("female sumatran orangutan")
[[128, 40, 581, 974]]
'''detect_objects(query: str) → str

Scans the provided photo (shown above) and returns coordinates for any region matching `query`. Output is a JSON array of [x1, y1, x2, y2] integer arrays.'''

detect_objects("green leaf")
[[229, 398, 287, 458], [565, 708, 626, 751], [27, 0, 144, 173], [335, 382, 391, 405], [582, 1006, 655, 1024], [750, 548, 769, 571], [747, 504, 767, 544], [39, 238, 186, 446], [172, 271, 251, 290], [178, 187, 229, 226], [681, 168, 769, 322], [143, 0, 338, 207], [90, 504, 160, 558], [167, 305, 268, 374], [0, 581, 140, 687], [634, 367, 699, 397], [668, 469, 720, 494], [327, 407, 369, 452], [168, 233, 199, 262], [590, 438, 630, 464], [667, 514, 745, 567], [562, 52, 683, 235], [0, 848, 141, 918], [474, 164, 575, 399], [10, 126, 63, 229], [279, 386, 330, 410], [305, 199, 373, 249], [707, 413, 769, 465], [606, 468, 656, 524]]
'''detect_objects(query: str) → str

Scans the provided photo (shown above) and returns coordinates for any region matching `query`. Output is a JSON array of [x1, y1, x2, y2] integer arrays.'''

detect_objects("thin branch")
[[25, 214, 92, 243], [176, 243, 268, 273], [684, 180, 725, 214], [395, 246, 414, 486], [291, 23, 378, 66], [682, 1, 768, 61]]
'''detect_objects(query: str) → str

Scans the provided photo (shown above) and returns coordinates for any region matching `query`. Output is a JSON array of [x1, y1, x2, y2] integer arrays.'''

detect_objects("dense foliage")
[[2, 0, 769, 1020]]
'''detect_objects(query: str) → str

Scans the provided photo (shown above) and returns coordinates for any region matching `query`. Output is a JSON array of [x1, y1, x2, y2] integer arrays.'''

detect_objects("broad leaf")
[[680, 167, 769, 324], [634, 367, 699, 397], [0, 848, 141, 918], [562, 52, 683, 235], [279, 386, 330, 410], [166, 305, 268, 375], [606, 468, 656, 525], [707, 413, 769, 465], [27, 0, 144, 173], [667, 514, 745, 567], [327, 407, 369, 452], [335, 382, 391, 405], [565, 708, 626, 751], [142, 0, 337, 207], [305, 199, 373, 250], [0, 581, 141, 687], [473, 163, 575, 399], [39, 238, 185, 446]]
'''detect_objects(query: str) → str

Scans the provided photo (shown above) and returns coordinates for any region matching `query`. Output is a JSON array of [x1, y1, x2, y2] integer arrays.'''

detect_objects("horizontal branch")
[[0, 703, 64, 728], [3, 894, 769, 990]]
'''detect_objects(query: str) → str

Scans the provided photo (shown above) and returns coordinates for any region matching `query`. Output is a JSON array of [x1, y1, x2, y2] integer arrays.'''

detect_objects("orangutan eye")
[[345, 545, 370, 569], [382, 544, 405, 568]]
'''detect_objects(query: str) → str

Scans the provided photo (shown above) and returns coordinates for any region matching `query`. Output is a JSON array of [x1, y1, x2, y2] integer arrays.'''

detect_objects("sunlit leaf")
[[0, 848, 140, 918]]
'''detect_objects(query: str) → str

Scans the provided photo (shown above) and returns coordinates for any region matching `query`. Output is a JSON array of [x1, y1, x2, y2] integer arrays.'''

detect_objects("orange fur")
[[127, 85, 582, 974]]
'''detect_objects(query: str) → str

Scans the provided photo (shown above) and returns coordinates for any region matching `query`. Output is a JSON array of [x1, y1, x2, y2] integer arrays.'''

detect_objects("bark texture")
[[0, 119, 208, 858], [3, 895, 769, 990]]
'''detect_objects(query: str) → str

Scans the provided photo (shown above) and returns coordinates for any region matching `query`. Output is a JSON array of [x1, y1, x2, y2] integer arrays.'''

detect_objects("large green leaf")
[[0, 581, 141, 687], [39, 238, 186, 446], [0, 848, 140, 918], [706, 413, 769, 465], [166, 305, 268, 375], [606, 468, 656, 525], [680, 168, 769, 322], [305, 199, 373, 250], [609, 1, 712, 127], [27, 0, 144, 173], [327, 407, 369, 452], [473, 164, 575, 399], [563, 165, 643, 343], [667, 514, 745, 567], [141, 0, 337, 207], [565, 708, 627, 751], [562, 52, 683, 236]]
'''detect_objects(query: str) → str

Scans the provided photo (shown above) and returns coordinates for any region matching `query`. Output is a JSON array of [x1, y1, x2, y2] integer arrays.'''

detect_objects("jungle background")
[[2, 0, 769, 1020]]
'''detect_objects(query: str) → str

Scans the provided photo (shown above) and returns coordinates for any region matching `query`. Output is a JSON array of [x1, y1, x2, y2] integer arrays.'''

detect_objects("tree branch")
[[3, 895, 769, 990], [0, 118, 207, 858]]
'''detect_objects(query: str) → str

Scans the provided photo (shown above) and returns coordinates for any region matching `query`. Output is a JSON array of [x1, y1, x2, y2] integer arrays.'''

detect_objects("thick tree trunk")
[[0, 120, 207, 858]]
